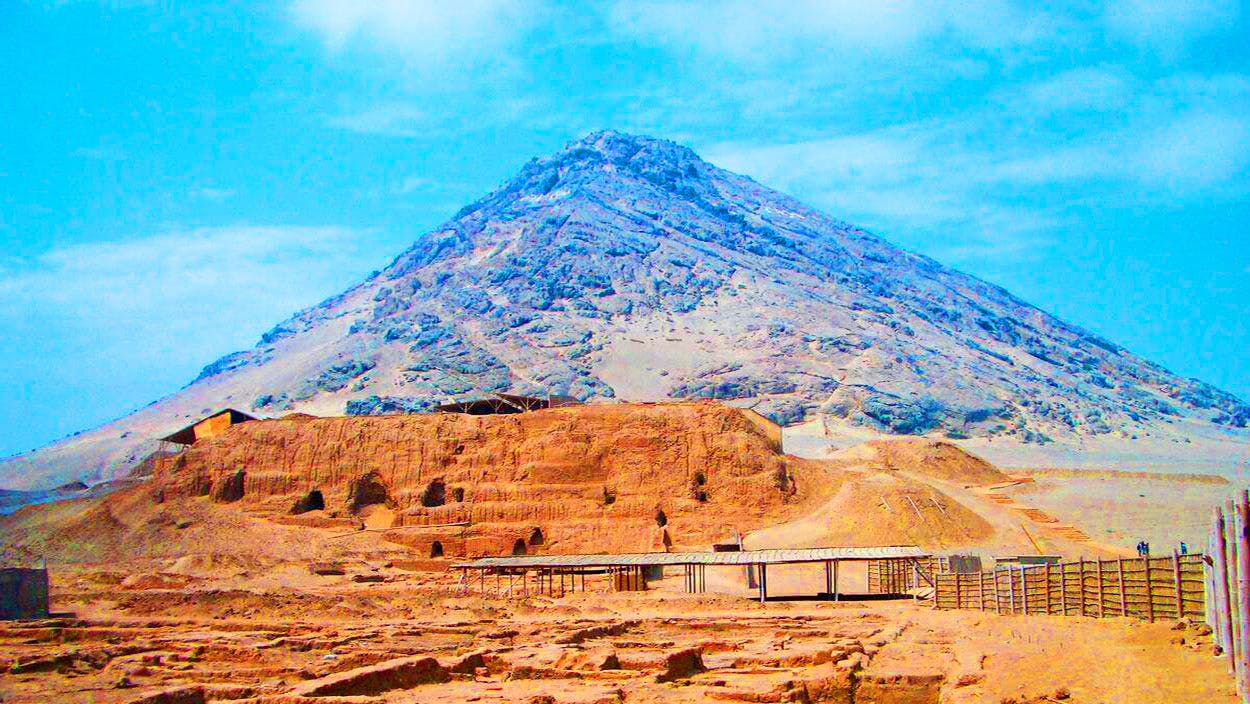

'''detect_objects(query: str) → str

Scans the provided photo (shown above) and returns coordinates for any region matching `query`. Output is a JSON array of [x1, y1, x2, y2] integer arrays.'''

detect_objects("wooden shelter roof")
[[434, 394, 581, 415], [158, 408, 256, 445], [454, 545, 928, 569]]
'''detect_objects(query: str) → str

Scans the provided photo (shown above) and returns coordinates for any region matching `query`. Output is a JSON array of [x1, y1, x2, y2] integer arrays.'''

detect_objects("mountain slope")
[[3, 130, 1246, 489]]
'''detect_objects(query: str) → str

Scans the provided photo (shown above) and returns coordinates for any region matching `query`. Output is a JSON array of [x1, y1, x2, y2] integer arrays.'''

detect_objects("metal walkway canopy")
[[454, 545, 927, 569], [453, 546, 931, 603]]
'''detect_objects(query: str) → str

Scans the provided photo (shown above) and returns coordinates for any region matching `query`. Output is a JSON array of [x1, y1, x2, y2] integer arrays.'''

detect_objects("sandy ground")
[[1, 422, 1243, 702], [0, 564, 1236, 704], [995, 473, 1231, 554]]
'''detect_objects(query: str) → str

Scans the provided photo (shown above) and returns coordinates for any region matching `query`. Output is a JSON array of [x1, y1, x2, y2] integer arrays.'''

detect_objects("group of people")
[[1135, 541, 1188, 556]]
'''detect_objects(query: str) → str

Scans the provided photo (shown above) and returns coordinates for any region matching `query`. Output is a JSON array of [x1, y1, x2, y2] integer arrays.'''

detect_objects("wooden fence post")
[[1096, 559, 1105, 618], [1008, 567, 1016, 614], [1020, 566, 1029, 614], [1045, 562, 1051, 614], [1173, 549, 1184, 619], [1078, 558, 1086, 617], [1144, 556, 1155, 623], [1237, 491, 1250, 699], [1125, 560, 1135, 620], [994, 568, 1001, 614], [1216, 507, 1236, 672], [1060, 562, 1067, 615], [1229, 499, 1241, 674]]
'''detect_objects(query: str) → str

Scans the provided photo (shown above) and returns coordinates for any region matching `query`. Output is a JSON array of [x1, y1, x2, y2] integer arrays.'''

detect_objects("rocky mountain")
[[2, 130, 1246, 489]]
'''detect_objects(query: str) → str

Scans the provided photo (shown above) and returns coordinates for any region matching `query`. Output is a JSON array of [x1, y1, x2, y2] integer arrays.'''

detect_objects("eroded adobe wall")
[[154, 402, 819, 553]]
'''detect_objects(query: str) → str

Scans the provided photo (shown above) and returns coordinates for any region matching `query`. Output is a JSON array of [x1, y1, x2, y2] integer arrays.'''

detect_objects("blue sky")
[[1, 1, 1247, 459]]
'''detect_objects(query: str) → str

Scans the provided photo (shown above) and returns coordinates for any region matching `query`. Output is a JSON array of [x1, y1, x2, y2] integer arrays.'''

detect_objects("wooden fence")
[[867, 558, 935, 594], [935, 553, 1205, 620], [1204, 490, 1250, 702]]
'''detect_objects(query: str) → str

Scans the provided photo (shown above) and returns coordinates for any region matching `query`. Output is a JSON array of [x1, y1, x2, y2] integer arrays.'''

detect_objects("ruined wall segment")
[[154, 402, 818, 555]]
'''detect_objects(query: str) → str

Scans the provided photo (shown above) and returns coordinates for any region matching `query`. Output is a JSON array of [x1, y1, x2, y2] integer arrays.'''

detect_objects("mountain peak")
[[5, 131, 1247, 490], [565, 129, 696, 159], [523, 129, 706, 183]]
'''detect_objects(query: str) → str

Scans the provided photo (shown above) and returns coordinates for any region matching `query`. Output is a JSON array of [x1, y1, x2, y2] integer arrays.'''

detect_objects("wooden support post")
[[1096, 559, 1104, 618], [1020, 566, 1028, 614], [955, 570, 962, 609], [1216, 507, 1236, 672], [1144, 556, 1155, 623], [1060, 564, 1067, 615], [1125, 562, 1135, 617], [1228, 500, 1241, 673], [1044, 563, 1051, 615], [825, 561, 832, 597], [1238, 490, 1250, 699], [760, 564, 768, 603], [833, 560, 840, 601], [1078, 559, 1086, 617], [979, 571, 986, 611], [1173, 550, 1184, 619], [994, 569, 1002, 615], [1008, 567, 1016, 615]]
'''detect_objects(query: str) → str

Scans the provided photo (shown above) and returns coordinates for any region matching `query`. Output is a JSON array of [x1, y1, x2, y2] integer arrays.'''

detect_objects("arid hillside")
[[5, 130, 1247, 492]]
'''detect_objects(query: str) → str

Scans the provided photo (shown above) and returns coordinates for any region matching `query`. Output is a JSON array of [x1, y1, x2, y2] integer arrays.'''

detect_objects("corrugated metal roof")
[[453, 546, 928, 569]]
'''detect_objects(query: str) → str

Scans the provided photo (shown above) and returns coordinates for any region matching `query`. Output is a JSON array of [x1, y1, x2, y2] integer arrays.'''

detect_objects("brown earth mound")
[[17, 402, 830, 562], [836, 438, 1010, 486], [1, 403, 1027, 571]]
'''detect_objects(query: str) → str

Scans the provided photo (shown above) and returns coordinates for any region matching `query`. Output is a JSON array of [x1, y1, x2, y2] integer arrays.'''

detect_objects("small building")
[[159, 408, 256, 446], [1, 568, 49, 620], [940, 555, 984, 574], [434, 394, 580, 416]]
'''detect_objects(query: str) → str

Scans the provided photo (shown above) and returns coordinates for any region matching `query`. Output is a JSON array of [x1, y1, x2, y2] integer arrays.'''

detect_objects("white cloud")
[[607, 0, 1059, 60], [326, 103, 427, 137], [393, 175, 434, 195], [704, 75, 1250, 265], [73, 143, 127, 162], [1015, 66, 1136, 112], [611, 1, 929, 54], [290, 0, 537, 69], [192, 186, 236, 202], [0, 226, 399, 383], [1134, 111, 1250, 193], [1103, 0, 1240, 58]]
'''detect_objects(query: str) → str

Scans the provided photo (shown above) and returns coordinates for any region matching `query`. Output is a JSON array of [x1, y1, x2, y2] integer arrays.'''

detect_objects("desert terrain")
[[0, 569, 1236, 704], [0, 402, 1242, 702]]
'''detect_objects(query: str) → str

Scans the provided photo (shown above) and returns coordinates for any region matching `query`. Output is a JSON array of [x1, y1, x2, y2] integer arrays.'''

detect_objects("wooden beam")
[[1096, 559, 1104, 618], [1144, 556, 1155, 623], [1216, 507, 1235, 670], [1125, 560, 1135, 620], [1238, 490, 1250, 698], [1173, 550, 1184, 619]]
